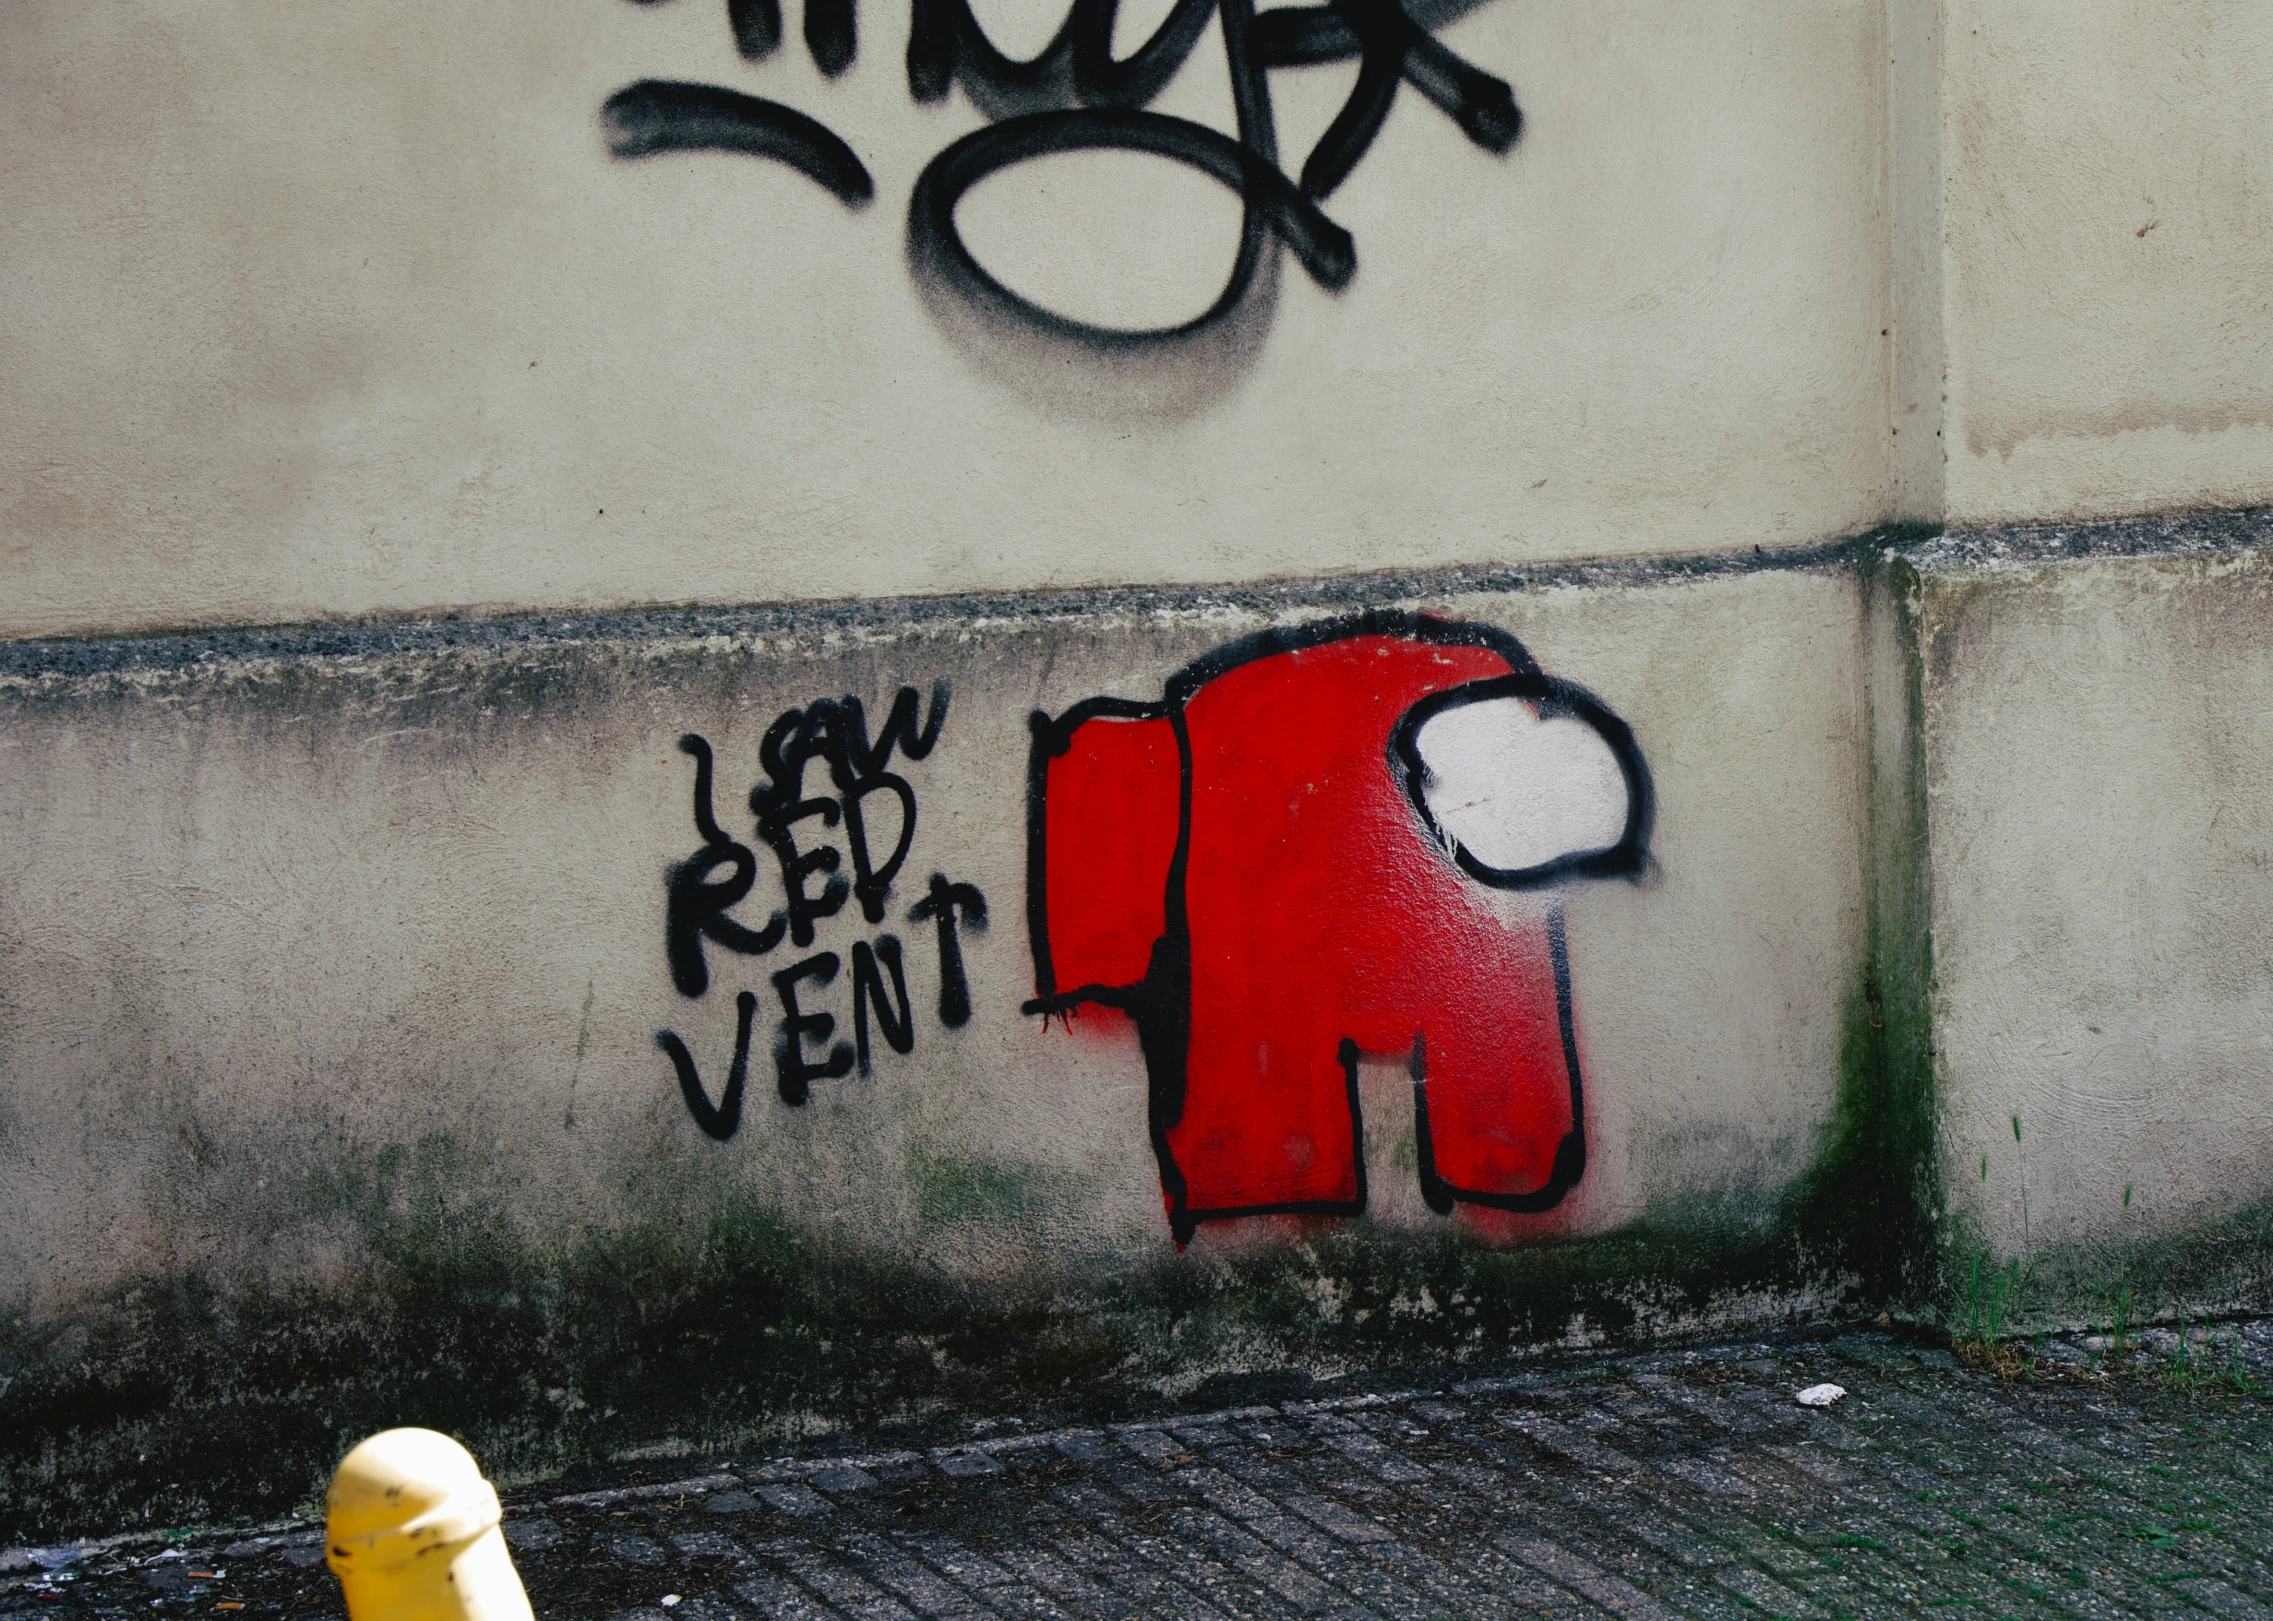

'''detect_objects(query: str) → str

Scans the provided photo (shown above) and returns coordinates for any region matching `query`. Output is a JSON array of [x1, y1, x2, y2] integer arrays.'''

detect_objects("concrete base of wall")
[[1902, 511, 2273, 1331], [3, 511, 2268, 1538]]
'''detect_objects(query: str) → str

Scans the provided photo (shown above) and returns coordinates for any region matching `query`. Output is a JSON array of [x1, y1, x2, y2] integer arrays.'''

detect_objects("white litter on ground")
[[1795, 1383, 1848, 1407]]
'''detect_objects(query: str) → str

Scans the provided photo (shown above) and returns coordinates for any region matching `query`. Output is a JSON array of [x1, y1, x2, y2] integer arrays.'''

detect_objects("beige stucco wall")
[[0, 566, 1868, 1316], [13, 0, 2267, 616], [0, 1, 1892, 638], [1917, 536, 2273, 1304], [1932, 0, 2273, 523], [4, 0, 2273, 1524]]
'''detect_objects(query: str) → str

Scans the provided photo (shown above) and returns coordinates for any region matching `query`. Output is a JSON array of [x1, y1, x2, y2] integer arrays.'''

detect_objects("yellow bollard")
[[324, 1429, 535, 1621]]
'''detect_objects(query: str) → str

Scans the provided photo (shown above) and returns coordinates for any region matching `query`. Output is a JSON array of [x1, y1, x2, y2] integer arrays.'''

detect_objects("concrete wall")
[[2, 561, 1893, 1535], [1908, 514, 2273, 1319], [1932, 1, 2273, 523], [1, 575, 1874, 1311], [3, 0, 2272, 1544], [0, 0, 1891, 637], [15, 0, 2265, 626]]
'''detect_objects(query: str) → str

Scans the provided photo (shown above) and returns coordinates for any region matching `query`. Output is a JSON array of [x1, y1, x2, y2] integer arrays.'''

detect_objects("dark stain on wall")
[[0, 1127, 1909, 1546]]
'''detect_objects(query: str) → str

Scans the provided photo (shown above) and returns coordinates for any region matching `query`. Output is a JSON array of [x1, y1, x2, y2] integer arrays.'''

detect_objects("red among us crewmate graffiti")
[[1024, 613, 1652, 1244]]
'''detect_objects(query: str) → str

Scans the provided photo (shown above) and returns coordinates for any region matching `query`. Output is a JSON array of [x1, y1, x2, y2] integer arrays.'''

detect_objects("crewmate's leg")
[[1166, 989, 1364, 1229], [1406, 902, 1583, 1212]]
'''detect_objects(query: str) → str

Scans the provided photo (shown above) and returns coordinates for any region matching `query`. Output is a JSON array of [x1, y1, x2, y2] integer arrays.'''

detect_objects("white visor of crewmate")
[[1391, 675, 1651, 888]]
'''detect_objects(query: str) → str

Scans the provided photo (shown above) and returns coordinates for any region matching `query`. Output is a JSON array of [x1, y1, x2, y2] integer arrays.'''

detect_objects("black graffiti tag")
[[908, 873, 986, 1027], [601, 0, 1519, 355], [752, 682, 947, 929], [663, 734, 785, 999], [655, 684, 985, 1138]]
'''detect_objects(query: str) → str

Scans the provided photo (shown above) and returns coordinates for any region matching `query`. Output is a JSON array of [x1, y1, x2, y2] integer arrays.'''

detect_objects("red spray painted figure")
[[1025, 613, 1652, 1244]]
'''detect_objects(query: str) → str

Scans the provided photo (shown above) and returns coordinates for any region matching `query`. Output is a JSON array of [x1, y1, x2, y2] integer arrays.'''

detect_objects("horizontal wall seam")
[[1907, 506, 2273, 574], [5, 508, 2267, 680], [0, 531, 1902, 679]]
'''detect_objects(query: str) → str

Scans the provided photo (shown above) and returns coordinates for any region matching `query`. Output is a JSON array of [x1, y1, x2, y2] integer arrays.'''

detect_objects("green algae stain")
[[2011, 1189, 2273, 1330], [0, 1128, 1882, 1545], [905, 1145, 1089, 1231]]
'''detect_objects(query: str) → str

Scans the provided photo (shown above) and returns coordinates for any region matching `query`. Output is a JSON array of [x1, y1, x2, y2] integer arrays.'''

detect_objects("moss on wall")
[[1, 946, 1942, 1550], [1854, 542, 1946, 1309]]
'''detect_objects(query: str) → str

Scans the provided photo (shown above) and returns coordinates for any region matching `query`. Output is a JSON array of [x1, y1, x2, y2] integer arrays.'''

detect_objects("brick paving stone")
[[29, 1324, 2273, 1620], [1113, 1428, 1186, 1465], [669, 1530, 750, 1559], [2175, 1578, 2273, 1620], [1501, 1536, 1682, 1621], [888, 1534, 1018, 1593], [757, 1485, 835, 1518], [810, 1469, 880, 1497], [935, 1454, 1006, 1481], [767, 1546, 921, 1621], [1108, 1509, 1319, 1620], [1044, 1477, 1320, 1619], [1699, 1435, 2094, 1617], [989, 1548, 1138, 1620], [1046, 1528, 1238, 1621], [834, 1532, 988, 1619], [1840, 1387, 2265, 1610], [1148, 1504, 1341, 1613], [736, 1571, 838, 1620], [1218, 1417, 1607, 1617], [1430, 1429, 1754, 1616]]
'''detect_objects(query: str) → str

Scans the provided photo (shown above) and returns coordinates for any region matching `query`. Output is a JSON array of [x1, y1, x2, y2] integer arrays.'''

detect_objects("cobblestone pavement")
[[13, 1323, 2273, 1621]]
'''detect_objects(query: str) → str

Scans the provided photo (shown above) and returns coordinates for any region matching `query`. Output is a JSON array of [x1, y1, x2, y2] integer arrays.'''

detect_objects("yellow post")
[[324, 1429, 535, 1621]]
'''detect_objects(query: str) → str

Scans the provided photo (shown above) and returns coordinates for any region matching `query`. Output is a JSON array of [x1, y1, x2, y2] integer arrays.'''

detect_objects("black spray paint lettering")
[[753, 682, 946, 928], [772, 950, 853, 1103], [655, 684, 983, 1138], [762, 794, 851, 948], [601, 0, 1519, 354], [603, 80, 874, 205], [907, 873, 986, 1028], [851, 935, 916, 1072], [658, 988, 757, 1140], [664, 734, 786, 998]]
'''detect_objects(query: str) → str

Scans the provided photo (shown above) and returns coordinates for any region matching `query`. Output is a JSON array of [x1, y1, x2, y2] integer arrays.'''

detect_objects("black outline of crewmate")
[[1023, 611, 1651, 1244], [602, 0, 1519, 354]]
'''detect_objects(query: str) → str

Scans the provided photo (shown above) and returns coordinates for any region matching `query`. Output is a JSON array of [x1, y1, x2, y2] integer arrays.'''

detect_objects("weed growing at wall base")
[[2136, 1322, 2269, 1404], [1945, 1111, 2045, 1374], [1954, 1248, 2036, 1375]]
